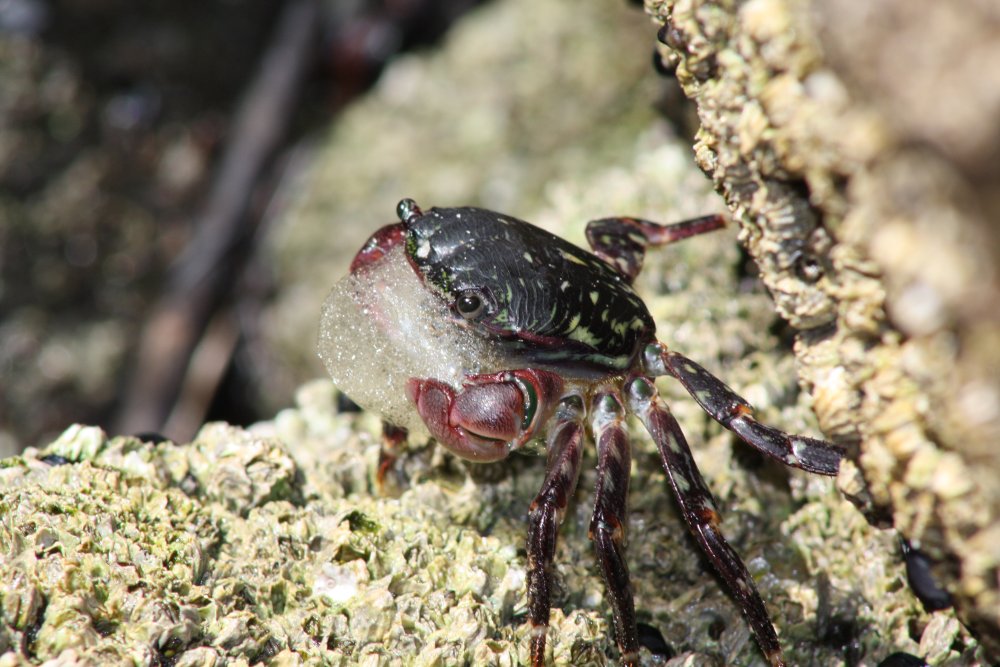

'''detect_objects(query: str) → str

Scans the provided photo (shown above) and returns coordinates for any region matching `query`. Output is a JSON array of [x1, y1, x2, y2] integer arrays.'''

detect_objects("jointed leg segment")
[[586, 213, 727, 283], [527, 396, 586, 667], [589, 393, 638, 666], [643, 342, 843, 475], [626, 376, 786, 667]]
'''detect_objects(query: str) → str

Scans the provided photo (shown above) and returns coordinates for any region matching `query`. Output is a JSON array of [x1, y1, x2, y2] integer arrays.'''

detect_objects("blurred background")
[[4, 0, 999, 659], [0, 0, 518, 454], [0, 0, 680, 455]]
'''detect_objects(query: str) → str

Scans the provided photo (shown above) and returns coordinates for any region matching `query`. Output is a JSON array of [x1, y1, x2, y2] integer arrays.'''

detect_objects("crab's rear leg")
[[643, 342, 844, 475], [625, 376, 785, 667], [589, 392, 639, 666], [526, 395, 586, 667], [585, 213, 726, 283]]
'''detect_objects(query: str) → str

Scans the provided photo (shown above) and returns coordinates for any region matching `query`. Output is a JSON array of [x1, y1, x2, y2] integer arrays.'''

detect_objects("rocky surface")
[[645, 0, 1000, 657], [0, 376, 978, 665]]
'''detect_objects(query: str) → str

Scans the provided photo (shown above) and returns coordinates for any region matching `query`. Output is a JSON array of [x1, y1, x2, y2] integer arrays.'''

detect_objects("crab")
[[318, 199, 844, 666]]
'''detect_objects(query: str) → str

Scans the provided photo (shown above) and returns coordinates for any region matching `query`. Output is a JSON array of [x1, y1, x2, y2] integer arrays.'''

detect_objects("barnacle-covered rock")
[[645, 0, 1000, 657], [0, 385, 979, 663], [0, 402, 536, 666]]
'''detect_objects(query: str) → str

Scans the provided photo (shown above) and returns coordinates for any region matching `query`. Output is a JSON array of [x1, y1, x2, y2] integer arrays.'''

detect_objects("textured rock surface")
[[0, 379, 979, 665], [645, 0, 1000, 658]]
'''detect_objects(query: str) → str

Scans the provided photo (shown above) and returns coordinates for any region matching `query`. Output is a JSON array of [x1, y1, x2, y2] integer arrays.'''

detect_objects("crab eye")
[[455, 290, 485, 319]]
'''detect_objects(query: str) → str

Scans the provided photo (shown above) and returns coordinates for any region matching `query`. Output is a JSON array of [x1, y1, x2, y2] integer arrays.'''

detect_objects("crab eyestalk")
[[396, 197, 422, 222]]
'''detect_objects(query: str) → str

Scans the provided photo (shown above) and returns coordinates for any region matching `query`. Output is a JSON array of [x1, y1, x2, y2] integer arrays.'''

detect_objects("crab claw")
[[405, 378, 512, 462], [406, 369, 564, 462], [349, 222, 406, 274]]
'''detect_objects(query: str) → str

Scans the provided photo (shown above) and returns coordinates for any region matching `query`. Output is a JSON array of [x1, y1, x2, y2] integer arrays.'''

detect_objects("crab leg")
[[643, 342, 843, 475], [589, 393, 639, 667], [375, 422, 408, 489], [526, 395, 586, 667], [626, 376, 785, 667], [585, 213, 726, 283]]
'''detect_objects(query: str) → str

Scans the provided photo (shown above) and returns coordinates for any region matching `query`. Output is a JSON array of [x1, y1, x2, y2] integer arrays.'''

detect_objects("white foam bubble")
[[318, 244, 502, 431]]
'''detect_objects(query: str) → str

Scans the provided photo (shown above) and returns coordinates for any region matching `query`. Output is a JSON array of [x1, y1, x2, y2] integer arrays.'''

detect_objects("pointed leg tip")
[[767, 648, 786, 667], [620, 650, 640, 667]]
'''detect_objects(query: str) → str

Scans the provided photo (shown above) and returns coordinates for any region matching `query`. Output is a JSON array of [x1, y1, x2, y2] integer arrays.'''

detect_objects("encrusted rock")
[[647, 0, 1000, 657]]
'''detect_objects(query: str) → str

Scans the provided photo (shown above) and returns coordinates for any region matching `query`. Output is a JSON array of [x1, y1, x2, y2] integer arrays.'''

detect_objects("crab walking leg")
[[626, 377, 785, 667], [375, 422, 408, 489], [526, 396, 586, 667], [585, 213, 726, 283], [643, 343, 843, 475], [589, 393, 639, 667]]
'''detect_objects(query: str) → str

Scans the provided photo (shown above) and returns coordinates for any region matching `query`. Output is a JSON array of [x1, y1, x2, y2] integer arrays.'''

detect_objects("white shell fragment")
[[318, 244, 502, 431]]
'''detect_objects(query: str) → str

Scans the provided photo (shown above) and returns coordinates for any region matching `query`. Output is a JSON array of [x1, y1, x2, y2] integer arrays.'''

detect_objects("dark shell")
[[405, 206, 655, 375]]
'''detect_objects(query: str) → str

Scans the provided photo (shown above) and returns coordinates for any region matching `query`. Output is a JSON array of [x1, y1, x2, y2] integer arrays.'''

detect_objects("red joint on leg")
[[695, 506, 722, 527], [375, 423, 408, 490]]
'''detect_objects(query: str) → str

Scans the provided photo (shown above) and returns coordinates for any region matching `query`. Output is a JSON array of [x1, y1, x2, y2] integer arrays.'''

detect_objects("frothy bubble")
[[318, 244, 502, 431]]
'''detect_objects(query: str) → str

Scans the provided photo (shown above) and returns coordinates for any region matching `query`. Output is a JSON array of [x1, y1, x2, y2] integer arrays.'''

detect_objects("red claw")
[[405, 369, 565, 462], [406, 377, 510, 462], [350, 222, 406, 274]]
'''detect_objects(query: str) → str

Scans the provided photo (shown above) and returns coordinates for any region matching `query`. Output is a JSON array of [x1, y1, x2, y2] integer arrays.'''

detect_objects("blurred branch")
[[113, 0, 320, 439], [112, 0, 488, 441]]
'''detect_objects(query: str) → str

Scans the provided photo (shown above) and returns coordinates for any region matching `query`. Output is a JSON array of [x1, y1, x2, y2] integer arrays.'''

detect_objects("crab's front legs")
[[589, 393, 638, 666], [406, 369, 583, 666], [527, 395, 586, 667]]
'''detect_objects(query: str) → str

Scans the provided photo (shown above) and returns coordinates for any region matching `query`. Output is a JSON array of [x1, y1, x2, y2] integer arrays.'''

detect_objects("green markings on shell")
[[404, 205, 656, 375], [558, 248, 588, 266], [567, 325, 600, 347]]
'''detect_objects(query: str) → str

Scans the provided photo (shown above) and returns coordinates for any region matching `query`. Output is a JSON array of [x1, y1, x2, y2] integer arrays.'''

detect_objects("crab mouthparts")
[[349, 222, 406, 273]]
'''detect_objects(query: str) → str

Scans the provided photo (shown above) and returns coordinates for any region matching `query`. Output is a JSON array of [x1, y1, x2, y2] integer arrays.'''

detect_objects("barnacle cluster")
[[647, 0, 1000, 655]]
